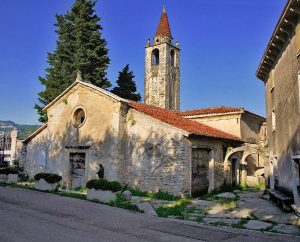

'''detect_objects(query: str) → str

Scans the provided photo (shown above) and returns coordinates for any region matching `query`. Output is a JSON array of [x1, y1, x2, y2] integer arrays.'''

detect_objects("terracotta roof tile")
[[155, 7, 172, 38], [128, 102, 241, 141], [179, 106, 243, 117]]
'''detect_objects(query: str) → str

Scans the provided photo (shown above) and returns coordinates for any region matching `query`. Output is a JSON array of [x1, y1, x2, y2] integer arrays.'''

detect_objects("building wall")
[[188, 137, 228, 190], [25, 127, 49, 177], [125, 109, 191, 195], [185, 112, 265, 145], [25, 84, 125, 186], [240, 113, 265, 144], [186, 114, 242, 138], [265, 29, 300, 193]]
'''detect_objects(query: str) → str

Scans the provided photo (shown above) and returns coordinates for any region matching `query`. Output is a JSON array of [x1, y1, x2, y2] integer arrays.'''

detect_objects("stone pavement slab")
[[136, 202, 157, 216], [244, 220, 273, 230], [202, 217, 241, 225], [216, 192, 236, 199], [273, 224, 300, 236], [192, 199, 216, 207]]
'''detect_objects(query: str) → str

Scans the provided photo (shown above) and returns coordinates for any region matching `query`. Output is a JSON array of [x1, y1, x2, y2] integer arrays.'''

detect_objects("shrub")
[[86, 179, 122, 192], [34, 173, 62, 184], [0, 166, 19, 175]]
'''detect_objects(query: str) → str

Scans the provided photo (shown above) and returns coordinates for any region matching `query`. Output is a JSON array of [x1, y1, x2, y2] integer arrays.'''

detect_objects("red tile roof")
[[128, 102, 241, 141], [155, 7, 172, 38], [179, 106, 243, 117]]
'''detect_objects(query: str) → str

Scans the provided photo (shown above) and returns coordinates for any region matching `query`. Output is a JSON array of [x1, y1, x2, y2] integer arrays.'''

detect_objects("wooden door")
[[191, 148, 210, 196]]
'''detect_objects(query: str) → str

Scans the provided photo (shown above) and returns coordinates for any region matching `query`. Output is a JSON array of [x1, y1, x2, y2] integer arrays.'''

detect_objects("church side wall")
[[25, 128, 50, 177], [125, 109, 191, 195]]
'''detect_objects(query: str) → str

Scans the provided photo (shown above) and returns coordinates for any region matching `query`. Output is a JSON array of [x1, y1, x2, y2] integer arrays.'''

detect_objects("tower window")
[[272, 108, 276, 132], [152, 49, 159, 66], [169, 49, 175, 66]]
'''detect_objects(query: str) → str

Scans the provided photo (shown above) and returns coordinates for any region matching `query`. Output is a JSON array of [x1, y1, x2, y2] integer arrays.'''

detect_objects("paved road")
[[0, 187, 299, 242]]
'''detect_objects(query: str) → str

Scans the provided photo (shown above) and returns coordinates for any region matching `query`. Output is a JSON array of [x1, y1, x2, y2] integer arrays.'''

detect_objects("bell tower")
[[144, 7, 180, 111]]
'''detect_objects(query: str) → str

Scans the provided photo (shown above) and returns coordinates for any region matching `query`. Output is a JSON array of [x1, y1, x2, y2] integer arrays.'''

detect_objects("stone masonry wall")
[[265, 28, 300, 192], [125, 109, 190, 195], [144, 37, 180, 110]]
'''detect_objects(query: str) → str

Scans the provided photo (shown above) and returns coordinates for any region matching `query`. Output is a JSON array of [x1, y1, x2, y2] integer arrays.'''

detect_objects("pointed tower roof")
[[155, 6, 172, 38]]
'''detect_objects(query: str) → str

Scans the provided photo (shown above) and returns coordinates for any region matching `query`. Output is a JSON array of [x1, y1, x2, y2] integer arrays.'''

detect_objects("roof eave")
[[256, 0, 299, 82]]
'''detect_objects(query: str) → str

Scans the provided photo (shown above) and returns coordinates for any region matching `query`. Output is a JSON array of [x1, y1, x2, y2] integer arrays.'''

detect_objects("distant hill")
[[0, 120, 41, 140]]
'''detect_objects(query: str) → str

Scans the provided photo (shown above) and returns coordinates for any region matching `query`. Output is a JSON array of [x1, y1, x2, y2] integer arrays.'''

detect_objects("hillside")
[[0, 120, 41, 140]]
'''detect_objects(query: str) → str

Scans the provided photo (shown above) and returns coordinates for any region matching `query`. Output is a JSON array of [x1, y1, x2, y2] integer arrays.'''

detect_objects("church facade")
[[21, 8, 265, 196]]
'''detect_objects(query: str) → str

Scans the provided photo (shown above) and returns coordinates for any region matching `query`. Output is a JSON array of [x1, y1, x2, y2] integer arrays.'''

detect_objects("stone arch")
[[169, 49, 175, 66], [224, 145, 266, 186], [152, 49, 159, 66]]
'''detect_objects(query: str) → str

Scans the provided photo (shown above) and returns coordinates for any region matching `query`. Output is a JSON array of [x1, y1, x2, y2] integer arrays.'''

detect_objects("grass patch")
[[109, 194, 140, 212], [232, 218, 249, 229], [155, 198, 194, 219], [239, 182, 265, 191], [218, 199, 237, 209], [126, 186, 180, 201]]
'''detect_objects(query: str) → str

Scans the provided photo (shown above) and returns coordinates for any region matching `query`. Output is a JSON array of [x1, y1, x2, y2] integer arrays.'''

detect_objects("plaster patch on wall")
[[68, 93, 79, 108]]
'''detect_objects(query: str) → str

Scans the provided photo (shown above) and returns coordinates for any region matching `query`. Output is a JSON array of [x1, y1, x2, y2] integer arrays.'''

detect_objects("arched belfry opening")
[[169, 49, 175, 66], [152, 49, 159, 66]]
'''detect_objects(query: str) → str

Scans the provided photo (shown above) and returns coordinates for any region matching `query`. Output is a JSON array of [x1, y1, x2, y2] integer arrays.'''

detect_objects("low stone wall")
[[0, 174, 18, 184], [87, 189, 117, 203], [35, 178, 59, 191]]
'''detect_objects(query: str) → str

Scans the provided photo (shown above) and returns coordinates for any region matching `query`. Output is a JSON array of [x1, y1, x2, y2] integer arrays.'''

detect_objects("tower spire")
[[155, 6, 172, 38]]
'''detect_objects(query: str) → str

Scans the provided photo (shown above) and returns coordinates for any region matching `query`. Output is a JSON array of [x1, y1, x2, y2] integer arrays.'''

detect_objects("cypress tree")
[[111, 65, 141, 101], [35, 0, 110, 122]]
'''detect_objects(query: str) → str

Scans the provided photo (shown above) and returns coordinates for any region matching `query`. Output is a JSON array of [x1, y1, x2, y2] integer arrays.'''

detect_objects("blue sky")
[[0, 0, 286, 124]]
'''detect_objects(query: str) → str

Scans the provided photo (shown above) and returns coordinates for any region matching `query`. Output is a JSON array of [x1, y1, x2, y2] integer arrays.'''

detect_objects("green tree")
[[35, 0, 110, 122], [111, 65, 141, 101]]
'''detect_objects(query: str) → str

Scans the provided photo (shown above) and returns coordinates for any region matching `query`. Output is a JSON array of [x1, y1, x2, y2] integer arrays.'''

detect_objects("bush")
[[0, 166, 19, 175], [150, 190, 179, 201], [86, 179, 122, 192], [34, 173, 62, 184]]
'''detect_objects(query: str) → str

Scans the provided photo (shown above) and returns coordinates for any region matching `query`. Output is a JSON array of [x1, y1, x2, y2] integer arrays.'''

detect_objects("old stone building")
[[180, 107, 267, 187], [23, 78, 241, 195], [21, 7, 266, 196], [256, 0, 300, 210], [0, 130, 17, 166]]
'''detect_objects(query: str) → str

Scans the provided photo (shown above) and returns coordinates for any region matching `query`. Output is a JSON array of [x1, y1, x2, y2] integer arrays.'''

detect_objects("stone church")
[[21, 8, 266, 196]]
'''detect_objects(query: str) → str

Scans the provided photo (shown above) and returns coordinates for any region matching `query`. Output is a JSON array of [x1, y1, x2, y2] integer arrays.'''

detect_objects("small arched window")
[[169, 49, 175, 66], [152, 49, 159, 66]]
